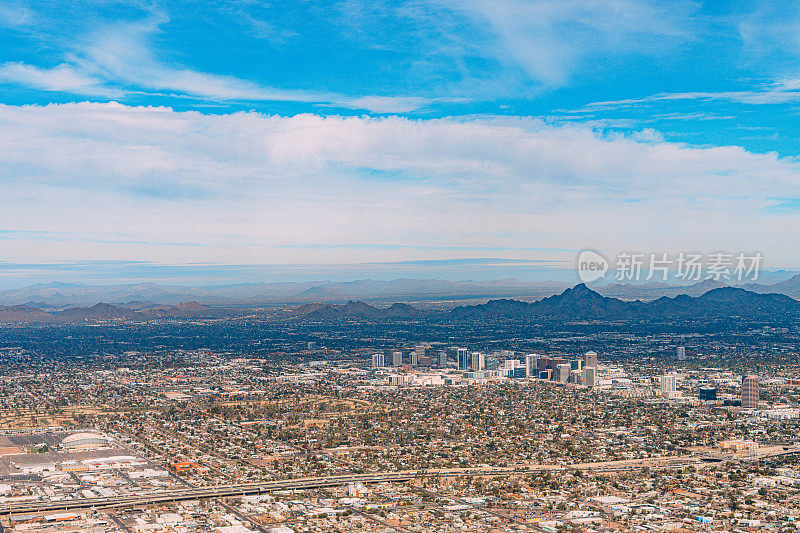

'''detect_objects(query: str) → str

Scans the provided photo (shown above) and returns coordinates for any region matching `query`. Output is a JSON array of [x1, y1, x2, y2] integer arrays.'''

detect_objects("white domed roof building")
[[61, 432, 113, 451]]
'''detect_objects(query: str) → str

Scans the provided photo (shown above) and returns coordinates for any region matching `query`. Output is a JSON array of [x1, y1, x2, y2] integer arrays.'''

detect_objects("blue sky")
[[1, 0, 800, 287]]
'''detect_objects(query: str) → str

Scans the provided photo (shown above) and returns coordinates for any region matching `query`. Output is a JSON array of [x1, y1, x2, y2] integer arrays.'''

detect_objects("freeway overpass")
[[0, 471, 458, 516], [5, 448, 798, 517], [0, 461, 705, 517], [1, 472, 418, 515], [687, 445, 800, 464]]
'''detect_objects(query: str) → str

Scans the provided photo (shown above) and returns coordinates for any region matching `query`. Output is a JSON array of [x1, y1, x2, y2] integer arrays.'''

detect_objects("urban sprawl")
[[1, 341, 799, 533]]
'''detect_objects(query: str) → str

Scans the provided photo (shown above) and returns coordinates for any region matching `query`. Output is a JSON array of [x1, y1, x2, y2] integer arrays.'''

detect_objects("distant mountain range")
[[0, 279, 568, 307], [2, 275, 800, 308], [295, 301, 423, 320], [286, 284, 800, 323], [0, 301, 216, 324], [448, 284, 800, 321], [3, 283, 800, 324], [595, 276, 800, 300]]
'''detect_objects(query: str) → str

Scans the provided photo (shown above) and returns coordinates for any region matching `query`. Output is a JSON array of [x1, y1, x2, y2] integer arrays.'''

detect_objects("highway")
[[0, 472, 419, 516], [0, 463, 691, 516], [4, 447, 799, 517]]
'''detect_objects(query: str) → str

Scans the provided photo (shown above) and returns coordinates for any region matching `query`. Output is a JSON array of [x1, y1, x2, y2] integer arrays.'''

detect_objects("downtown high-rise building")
[[584, 351, 598, 368], [741, 375, 759, 409], [538, 356, 551, 373], [555, 363, 571, 383], [472, 352, 485, 372], [525, 354, 539, 377], [371, 352, 385, 368], [392, 351, 403, 367], [410, 351, 418, 366], [677, 346, 686, 361], [661, 373, 677, 398], [582, 366, 596, 387], [438, 351, 448, 368], [457, 348, 469, 370]]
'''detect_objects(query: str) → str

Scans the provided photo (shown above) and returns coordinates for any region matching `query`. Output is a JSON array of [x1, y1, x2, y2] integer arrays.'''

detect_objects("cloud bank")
[[1, 102, 799, 271]]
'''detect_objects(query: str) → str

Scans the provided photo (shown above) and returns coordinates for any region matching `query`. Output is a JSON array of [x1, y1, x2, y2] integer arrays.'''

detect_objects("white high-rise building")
[[410, 351, 418, 366], [584, 351, 598, 368], [662, 373, 677, 398], [472, 352, 485, 372], [677, 346, 686, 361], [392, 351, 403, 367], [438, 351, 448, 367], [525, 354, 539, 377], [371, 353, 385, 368], [555, 363, 571, 383], [582, 366, 596, 387]]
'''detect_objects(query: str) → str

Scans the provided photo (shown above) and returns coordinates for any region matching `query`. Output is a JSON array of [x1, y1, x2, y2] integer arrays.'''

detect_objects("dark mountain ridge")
[[298, 300, 424, 320], [4, 274, 800, 307], [3, 285, 799, 324], [449, 284, 800, 321], [0, 301, 217, 324]]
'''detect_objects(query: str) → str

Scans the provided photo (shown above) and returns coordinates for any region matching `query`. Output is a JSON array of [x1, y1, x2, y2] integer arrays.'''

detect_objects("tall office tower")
[[538, 356, 551, 372], [415, 345, 427, 358], [555, 363, 571, 383], [392, 351, 403, 367], [485, 355, 499, 371], [741, 375, 759, 408], [438, 351, 448, 368], [570, 359, 583, 371], [525, 354, 538, 377], [584, 351, 598, 368], [371, 352, 385, 369], [570, 369, 582, 384], [457, 348, 469, 370], [410, 351, 418, 366], [677, 346, 686, 361], [582, 366, 596, 387], [472, 352, 485, 372], [661, 373, 677, 398]]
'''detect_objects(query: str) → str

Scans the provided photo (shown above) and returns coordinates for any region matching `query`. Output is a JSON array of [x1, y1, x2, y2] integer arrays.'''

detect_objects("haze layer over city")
[[2, 1, 800, 532]]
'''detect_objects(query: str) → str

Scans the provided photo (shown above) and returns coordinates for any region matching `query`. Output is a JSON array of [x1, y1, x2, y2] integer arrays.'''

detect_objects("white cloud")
[[0, 103, 799, 267], [0, 62, 120, 96], [580, 86, 800, 110], [0, 11, 449, 112], [443, 0, 696, 87], [736, 1, 800, 62], [340, 96, 449, 114], [0, 3, 33, 28], [71, 15, 331, 103]]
